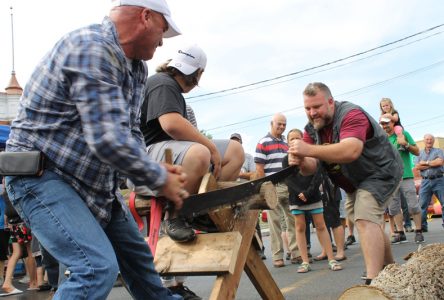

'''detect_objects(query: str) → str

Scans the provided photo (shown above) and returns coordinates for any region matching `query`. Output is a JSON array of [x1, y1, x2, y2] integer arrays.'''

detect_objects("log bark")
[[339, 243, 444, 300]]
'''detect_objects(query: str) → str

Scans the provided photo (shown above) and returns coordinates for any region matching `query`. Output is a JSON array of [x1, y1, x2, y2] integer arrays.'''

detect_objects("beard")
[[310, 113, 333, 130]]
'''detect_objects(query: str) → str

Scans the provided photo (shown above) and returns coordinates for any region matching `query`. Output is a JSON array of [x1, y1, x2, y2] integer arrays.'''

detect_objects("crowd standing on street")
[[0, 0, 443, 298]]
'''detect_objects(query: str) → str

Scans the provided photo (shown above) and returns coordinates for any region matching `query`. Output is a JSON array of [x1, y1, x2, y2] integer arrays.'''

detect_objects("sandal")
[[313, 254, 328, 261], [328, 259, 343, 271], [297, 262, 311, 273], [290, 256, 302, 264]]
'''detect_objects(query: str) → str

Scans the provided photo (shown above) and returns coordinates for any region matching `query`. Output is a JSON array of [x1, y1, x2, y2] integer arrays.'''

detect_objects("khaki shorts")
[[146, 139, 230, 165], [345, 187, 398, 225]]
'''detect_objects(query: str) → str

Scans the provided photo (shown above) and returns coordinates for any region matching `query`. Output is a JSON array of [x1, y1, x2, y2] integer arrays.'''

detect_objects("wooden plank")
[[153, 232, 242, 276]]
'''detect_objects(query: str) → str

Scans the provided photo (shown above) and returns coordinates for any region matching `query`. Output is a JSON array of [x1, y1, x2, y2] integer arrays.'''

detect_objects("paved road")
[[2, 217, 443, 299]]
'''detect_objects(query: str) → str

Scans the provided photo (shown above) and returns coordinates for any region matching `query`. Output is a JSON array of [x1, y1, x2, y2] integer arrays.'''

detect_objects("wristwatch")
[[405, 143, 410, 149]]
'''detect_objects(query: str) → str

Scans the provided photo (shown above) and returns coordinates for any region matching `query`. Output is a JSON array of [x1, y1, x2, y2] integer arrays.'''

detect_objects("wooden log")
[[338, 243, 444, 300], [339, 286, 392, 300], [216, 180, 278, 210], [247, 181, 278, 210], [153, 232, 242, 276]]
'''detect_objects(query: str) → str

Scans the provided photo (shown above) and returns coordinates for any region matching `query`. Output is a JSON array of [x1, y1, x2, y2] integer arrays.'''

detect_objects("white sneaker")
[[19, 275, 30, 284]]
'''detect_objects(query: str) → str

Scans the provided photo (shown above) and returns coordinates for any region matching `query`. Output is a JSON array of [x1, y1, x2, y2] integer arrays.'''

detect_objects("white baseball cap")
[[380, 117, 391, 123], [167, 44, 207, 75], [111, 0, 181, 38]]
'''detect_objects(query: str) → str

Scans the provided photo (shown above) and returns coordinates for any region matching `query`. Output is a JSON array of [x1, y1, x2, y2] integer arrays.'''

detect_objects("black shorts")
[[323, 199, 341, 229], [0, 229, 10, 260]]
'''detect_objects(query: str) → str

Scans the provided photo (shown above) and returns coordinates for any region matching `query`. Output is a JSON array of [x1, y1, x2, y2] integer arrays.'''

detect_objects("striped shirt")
[[254, 133, 288, 176], [6, 17, 166, 226]]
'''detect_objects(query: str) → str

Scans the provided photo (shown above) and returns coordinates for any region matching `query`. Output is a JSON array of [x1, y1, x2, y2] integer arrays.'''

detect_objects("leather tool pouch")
[[0, 151, 45, 176]]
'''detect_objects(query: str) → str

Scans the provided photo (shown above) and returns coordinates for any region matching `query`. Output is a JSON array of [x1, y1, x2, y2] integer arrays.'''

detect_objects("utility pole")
[[10, 6, 16, 75]]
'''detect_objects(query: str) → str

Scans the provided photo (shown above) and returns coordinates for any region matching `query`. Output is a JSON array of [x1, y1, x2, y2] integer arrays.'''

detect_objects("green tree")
[[200, 130, 212, 140]]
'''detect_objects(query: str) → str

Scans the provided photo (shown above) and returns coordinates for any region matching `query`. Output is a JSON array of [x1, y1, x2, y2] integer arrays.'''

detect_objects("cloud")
[[430, 79, 444, 94]]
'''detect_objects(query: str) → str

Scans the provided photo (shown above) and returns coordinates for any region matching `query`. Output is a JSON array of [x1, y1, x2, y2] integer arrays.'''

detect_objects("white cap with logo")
[[111, 0, 181, 38], [167, 44, 207, 75]]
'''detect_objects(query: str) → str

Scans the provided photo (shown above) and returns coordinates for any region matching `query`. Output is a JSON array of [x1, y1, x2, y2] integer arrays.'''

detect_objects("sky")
[[1, 0, 444, 155]]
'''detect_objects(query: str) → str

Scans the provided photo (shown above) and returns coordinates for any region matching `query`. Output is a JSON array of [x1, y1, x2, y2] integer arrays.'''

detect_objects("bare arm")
[[289, 137, 363, 163], [239, 171, 256, 180], [390, 112, 399, 123], [415, 157, 444, 170], [288, 137, 362, 175], [407, 144, 420, 156], [158, 112, 221, 177], [397, 135, 419, 156], [255, 163, 265, 178]]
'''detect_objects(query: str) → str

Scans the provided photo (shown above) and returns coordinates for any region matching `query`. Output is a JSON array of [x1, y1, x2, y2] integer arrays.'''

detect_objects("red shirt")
[[303, 109, 373, 193]]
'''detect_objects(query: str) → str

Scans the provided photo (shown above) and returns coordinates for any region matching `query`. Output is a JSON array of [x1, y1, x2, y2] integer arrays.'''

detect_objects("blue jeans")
[[5, 171, 181, 300], [419, 177, 444, 229]]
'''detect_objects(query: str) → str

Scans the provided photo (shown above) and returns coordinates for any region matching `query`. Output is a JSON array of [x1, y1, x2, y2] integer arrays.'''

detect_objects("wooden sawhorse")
[[127, 173, 285, 300]]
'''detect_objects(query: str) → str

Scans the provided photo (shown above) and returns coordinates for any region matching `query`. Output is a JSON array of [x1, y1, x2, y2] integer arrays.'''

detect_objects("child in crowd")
[[380, 98, 402, 128], [379, 97, 403, 133], [283, 129, 342, 273], [0, 190, 38, 296], [380, 97, 410, 151]]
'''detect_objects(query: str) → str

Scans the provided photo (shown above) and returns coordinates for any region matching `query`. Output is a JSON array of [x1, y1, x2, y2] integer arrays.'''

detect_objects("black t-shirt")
[[140, 73, 187, 146]]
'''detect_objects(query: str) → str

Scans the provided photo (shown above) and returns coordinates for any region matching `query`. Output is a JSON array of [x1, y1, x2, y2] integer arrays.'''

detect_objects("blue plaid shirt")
[[6, 17, 166, 226]]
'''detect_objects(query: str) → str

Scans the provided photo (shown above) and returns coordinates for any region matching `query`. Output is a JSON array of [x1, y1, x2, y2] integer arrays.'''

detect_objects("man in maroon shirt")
[[288, 82, 402, 284]]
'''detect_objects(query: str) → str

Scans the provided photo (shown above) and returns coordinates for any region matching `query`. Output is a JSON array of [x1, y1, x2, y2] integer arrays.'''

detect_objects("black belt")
[[422, 174, 443, 180]]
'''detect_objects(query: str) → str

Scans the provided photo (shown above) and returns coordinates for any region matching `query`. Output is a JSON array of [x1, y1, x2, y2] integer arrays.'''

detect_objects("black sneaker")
[[414, 231, 424, 244], [169, 285, 202, 300], [345, 235, 356, 246], [399, 232, 408, 243], [422, 227, 428, 233], [165, 218, 196, 243]]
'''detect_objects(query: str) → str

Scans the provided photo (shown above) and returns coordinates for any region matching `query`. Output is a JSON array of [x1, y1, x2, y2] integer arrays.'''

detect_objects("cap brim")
[[163, 15, 181, 38], [167, 59, 198, 75]]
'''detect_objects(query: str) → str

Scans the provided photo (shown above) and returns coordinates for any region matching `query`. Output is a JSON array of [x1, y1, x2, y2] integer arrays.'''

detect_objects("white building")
[[0, 71, 22, 124]]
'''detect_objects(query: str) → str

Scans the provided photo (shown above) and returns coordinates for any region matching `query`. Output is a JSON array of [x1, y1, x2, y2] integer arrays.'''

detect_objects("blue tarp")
[[0, 125, 10, 149]]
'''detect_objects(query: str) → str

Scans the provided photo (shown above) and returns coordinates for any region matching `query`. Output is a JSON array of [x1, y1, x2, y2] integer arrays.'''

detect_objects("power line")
[[204, 59, 444, 132], [187, 23, 444, 101], [188, 30, 444, 104]]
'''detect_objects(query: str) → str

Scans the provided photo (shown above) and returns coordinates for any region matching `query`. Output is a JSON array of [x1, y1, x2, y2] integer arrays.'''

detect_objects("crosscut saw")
[[178, 165, 297, 218]]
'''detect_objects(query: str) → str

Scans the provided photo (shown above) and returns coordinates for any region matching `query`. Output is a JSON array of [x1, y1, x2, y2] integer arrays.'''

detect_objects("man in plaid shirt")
[[4, 1, 187, 299]]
